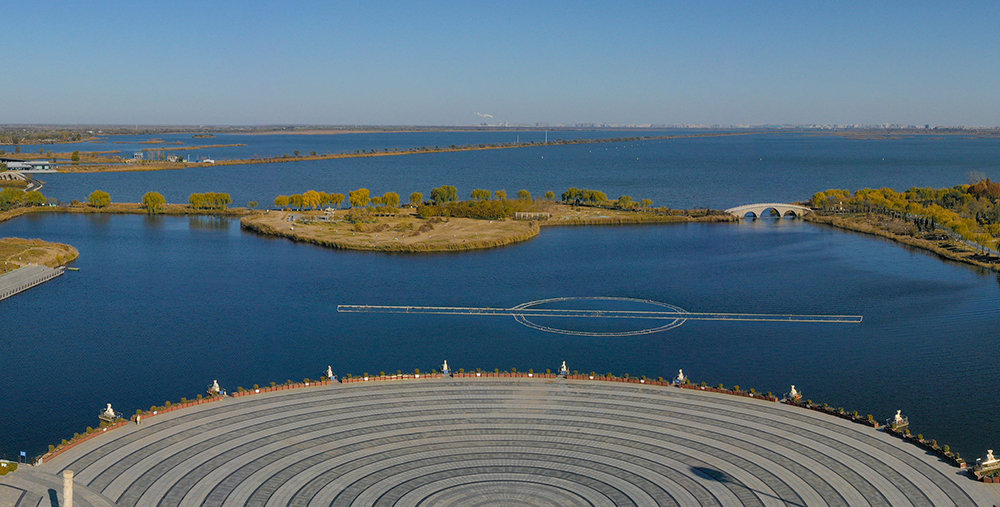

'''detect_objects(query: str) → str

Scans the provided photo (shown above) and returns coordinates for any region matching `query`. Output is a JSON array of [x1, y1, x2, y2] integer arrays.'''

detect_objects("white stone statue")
[[789, 385, 799, 398], [210, 380, 220, 394], [676, 369, 686, 382], [325, 366, 334, 379], [560, 361, 567, 373], [987, 450, 997, 463], [102, 403, 115, 419], [894, 410, 903, 425], [442, 360, 449, 372]]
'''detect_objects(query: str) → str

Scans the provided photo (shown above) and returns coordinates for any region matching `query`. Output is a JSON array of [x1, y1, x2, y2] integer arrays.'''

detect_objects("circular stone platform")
[[2, 378, 997, 506]]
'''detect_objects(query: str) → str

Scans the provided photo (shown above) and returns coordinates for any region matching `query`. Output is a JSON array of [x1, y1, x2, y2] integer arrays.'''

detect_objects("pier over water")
[[0, 265, 64, 302]]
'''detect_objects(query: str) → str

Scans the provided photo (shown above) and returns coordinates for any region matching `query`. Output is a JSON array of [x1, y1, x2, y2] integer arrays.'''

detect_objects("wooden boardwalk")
[[2, 378, 997, 506], [0, 265, 63, 302]]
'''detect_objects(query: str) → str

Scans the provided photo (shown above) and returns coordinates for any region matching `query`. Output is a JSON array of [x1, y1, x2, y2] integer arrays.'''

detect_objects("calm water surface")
[[30, 132, 1000, 209], [1, 213, 998, 459]]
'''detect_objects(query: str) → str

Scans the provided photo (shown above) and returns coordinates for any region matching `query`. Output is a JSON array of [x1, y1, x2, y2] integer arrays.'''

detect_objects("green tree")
[[383, 191, 400, 207], [371, 196, 384, 207], [410, 192, 423, 206], [142, 191, 166, 213], [274, 195, 290, 209], [495, 189, 507, 200], [640, 198, 653, 208], [545, 191, 555, 200], [430, 185, 458, 204], [349, 188, 371, 207], [248, 201, 258, 210], [617, 195, 634, 208], [471, 189, 491, 201], [294, 150, 301, 157], [24, 191, 45, 206], [0, 188, 23, 208], [71, 151, 81, 162], [329, 193, 345, 208], [517, 189, 531, 201], [89, 190, 110, 208], [290, 194, 304, 210]]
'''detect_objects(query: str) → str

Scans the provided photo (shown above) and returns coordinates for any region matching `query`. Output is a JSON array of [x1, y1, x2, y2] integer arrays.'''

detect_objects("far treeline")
[[273, 186, 661, 220], [812, 177, 1000, 249]]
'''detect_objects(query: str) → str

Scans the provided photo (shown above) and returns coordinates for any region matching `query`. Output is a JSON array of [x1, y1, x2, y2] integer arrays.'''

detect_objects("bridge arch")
[[724, 203, 812, 219]]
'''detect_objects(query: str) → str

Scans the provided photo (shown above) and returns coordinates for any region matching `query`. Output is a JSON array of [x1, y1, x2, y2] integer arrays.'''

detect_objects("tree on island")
[[0, 188, 24, 209], [303, 190, 322, 209], [383, 191, 400, 208], [248, 201, 258, 210], [545, 191, 555, 201], [71, 151, 80, 162], [471, 189, 491, 201], [142, 191, 166, 213], [289, 194, 304, 210], [495, 189, 507, 200], [329, 193, 345, 208], [430, 185, 457, 204], [349, 188, 371, 207], [617, 195, 634, 208], [640, 198, 653, 208], [410, 192, 423, 206], [517, 189, 531, 201], [274, 195, 290, 209], [189, 192, 232, 210], [89, 190, 111, 208]]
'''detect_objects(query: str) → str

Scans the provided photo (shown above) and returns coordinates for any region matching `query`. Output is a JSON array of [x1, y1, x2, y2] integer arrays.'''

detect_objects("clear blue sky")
[[4, 1, 999, 126]]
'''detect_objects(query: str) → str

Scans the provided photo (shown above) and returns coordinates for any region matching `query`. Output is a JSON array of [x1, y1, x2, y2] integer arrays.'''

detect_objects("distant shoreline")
[[50, 131, 762, 173]]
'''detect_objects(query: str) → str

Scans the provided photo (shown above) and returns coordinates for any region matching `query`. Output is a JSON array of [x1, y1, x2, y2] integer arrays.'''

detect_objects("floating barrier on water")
[[338, 296, 863, 336]]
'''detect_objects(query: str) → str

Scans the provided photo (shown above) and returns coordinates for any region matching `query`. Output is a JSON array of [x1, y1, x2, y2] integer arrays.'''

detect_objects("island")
[[0, 237, 78, 273], [240, 199, 732, 253]]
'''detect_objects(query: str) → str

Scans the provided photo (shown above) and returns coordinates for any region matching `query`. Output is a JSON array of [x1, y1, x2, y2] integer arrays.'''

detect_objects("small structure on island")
[[324, 366, 335, 381], [784, 385, 802, 403], [441, 360, 450, 375], [98, 403, 118, 423], [559, 361, 568, 376], [974, 449, 1000, 479], [888, 409, 909, 431], [208, 380, 221, 396], [673, 369, 687, 385]]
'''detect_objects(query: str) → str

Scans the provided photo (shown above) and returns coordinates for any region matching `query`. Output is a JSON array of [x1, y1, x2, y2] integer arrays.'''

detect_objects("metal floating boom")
[[337, 305, 863, 324]]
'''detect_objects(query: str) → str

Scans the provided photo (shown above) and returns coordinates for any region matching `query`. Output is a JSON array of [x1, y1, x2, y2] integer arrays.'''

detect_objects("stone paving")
[[3, 378, 999, 506]]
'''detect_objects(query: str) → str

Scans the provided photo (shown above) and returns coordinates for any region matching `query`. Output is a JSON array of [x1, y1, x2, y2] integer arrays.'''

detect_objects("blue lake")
[[25, 131, 1000, 210], [2, 131, 1000, 461], [1, 212, 998, 460]]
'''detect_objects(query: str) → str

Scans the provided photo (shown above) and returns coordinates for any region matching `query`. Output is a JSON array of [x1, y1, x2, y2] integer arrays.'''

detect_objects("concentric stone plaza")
[[2, 378, 997, 506]]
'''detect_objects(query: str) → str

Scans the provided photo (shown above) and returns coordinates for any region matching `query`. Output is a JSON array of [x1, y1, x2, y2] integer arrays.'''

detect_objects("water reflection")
[[189, 216, 232, 231]]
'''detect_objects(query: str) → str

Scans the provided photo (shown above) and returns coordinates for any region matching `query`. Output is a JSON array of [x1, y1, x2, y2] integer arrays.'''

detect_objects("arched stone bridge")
[[724, 203, 812, 218]]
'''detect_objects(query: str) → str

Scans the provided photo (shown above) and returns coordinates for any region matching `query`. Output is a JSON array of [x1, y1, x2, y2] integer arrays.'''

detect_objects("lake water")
[[2, 131, 1000, 461], [26, 131, 1000, 210]]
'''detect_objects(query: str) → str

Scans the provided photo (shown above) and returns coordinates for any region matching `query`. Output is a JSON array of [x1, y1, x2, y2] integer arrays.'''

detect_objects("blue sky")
[[4, 1, 999, 126]]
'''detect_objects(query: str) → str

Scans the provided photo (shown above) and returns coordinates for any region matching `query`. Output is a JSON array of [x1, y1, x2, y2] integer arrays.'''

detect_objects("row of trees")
[[560, 187, 654, 209], [86, 190, 232, 212], [189, 192, 233, 210], [812, 183, 1000, 248]]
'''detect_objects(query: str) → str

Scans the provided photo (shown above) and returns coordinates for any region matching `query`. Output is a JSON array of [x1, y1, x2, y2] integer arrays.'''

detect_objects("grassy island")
[[0, 237, 79, 273], [241, 203, 733, 253]]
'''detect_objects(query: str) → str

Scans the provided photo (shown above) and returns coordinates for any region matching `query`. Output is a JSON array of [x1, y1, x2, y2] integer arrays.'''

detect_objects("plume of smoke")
[[475, 112, 494, 119]]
